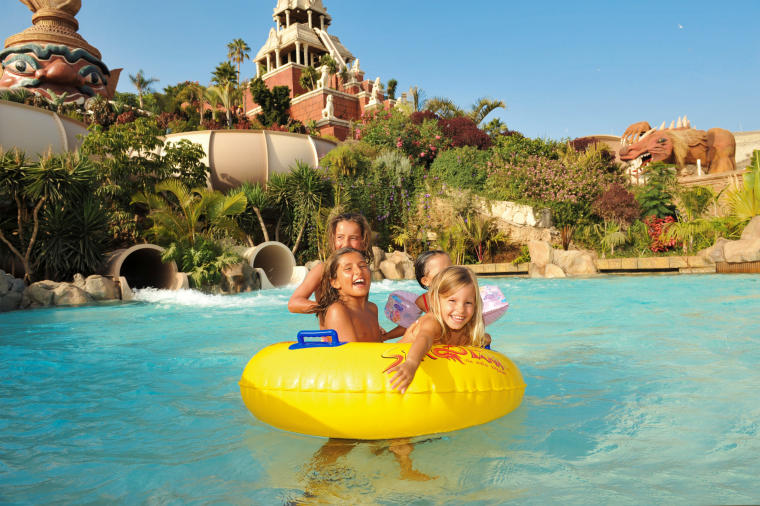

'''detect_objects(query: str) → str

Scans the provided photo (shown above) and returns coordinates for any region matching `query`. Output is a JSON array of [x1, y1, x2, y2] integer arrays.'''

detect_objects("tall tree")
[[207, 82, 238, 128], [211, 61, 238, 87], [468, 97, 506, 125], [128, 69, 159, 109], [227, 39, 251, 86]]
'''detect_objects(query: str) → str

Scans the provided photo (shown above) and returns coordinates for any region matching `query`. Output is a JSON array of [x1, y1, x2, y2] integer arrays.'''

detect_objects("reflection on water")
[[1, 275, 759, 503]]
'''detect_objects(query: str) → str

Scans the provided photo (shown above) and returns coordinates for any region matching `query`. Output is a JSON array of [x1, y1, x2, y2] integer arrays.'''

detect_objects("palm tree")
[[131, 179, 247, 247], [204, 88, 222, 122], [211, 61, 238, 87], [285, 161, 332, 255], [240, 182, 271, 242], [424, 96, 462, 118], [128, 69, 159, 109], [727, 151, 760, 220], [0, 150, 95, 281], [227, 39, 251, 86], [177, 82, 206, 124], [207, 83, 238, 128], [408, 86, 425, 112], [468, 97, 506, 125], [424, 96, 506, 124]]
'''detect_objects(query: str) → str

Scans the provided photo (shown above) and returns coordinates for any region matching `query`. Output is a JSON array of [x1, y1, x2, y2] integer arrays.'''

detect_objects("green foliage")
[[249, 77, 291, 127], [227, 38, 251, 85], [37, 197, 109, 280], [435, 222, 468, 265], [81, 117, 209, 242], [238, 182, 272, 243], [485, 142, 622, 227], [161, 238, 241, 289], [131, 179, 247, 247], [727, 150, 760, 221], [274, 161, 333, 259], [429, 146, 491, 191], [319, 141, 374, 179], [211, 61, 238, 86], [319, 54, 338, 75], [677, 185, 714, 221], [356, 109, 447, 167], [335, 149, 417, 247], [490, 132, 560, 163], [512, 244, 530, 265], [298, 66, 320, 91], [461, 213, 509, 263], [635, 162, 677, 218], [0, 150, 102, 281], [386, 79, 398, 100], [129, 69, 159, 109]]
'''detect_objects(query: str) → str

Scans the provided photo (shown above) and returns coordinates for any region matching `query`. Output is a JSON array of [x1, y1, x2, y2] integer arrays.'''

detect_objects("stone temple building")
[[245, 0, 393, 140]]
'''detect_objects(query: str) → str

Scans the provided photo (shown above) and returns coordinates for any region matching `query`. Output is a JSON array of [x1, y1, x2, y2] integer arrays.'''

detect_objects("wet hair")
[[427, 266, 486, 347], [326, 212, 373, 263], [414, 250, 450, 289], [315, 247, 369, 323]]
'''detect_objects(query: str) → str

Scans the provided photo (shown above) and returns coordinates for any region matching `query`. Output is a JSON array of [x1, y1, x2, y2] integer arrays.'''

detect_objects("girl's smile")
[[331, 252, 371, 296], [441, 284, 476, 331]]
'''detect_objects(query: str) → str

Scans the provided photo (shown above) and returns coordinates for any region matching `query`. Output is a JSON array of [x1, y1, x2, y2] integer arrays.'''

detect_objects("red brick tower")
[[247, 0, 392, 140]]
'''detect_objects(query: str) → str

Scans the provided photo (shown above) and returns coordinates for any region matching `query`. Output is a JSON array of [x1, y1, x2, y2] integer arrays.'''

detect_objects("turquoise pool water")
[[1, 275, 759, 504]]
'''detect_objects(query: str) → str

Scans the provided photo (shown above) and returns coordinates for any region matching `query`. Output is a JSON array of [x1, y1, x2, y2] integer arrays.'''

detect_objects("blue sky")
[[2, 0, 758, 139]]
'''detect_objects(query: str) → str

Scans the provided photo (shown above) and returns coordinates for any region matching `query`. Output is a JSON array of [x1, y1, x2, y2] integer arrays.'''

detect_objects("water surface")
[[1, 275, 759, 504]]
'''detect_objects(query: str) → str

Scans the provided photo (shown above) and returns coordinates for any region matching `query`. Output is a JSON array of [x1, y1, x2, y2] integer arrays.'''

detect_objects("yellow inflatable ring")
[[239, 331, 526, 439]]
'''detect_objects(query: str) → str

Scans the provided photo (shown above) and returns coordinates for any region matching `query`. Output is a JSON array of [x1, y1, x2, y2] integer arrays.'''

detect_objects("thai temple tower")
[[248, 0, 392, 140]]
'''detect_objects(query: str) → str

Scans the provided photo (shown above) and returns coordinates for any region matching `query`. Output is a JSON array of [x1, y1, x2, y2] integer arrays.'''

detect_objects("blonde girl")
[[288, 213, 373, 314], [387, 266, 491, 393]]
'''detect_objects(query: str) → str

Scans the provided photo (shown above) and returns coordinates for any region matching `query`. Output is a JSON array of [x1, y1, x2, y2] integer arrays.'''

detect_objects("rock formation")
[[528, 240, 598, 278]]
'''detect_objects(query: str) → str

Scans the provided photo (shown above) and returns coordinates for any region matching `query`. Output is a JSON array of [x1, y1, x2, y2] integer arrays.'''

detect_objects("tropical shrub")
[[726, 150, 760, 221], [437, 116, 491, 149], [644, 215, 677, 252], [591, 183, 641, 225], [132, 179, 247, 289], [490, 132, 561, 164], [81, 117, 208, 243], [337, 149, 417, 246], [484, 154, 622, 226], [249, 77, 291, 127], [354, 109, 447, 167], [429, 146, 491, 191], [635, 162, 677, 218], [37, 197, 109, 281], [0, 150, 104, 281], [161, 238, 241, 289]]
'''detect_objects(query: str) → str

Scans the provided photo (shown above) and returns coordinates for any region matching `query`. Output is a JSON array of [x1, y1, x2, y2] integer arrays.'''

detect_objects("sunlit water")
[[1, 275, 759, 504]]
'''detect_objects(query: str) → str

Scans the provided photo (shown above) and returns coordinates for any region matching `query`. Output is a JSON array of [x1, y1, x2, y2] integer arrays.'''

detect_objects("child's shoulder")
[[325, 300, 349, 318]]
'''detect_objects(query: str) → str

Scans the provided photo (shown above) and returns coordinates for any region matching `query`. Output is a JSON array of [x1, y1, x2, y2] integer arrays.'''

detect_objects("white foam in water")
[[132, 287, 290, 308]]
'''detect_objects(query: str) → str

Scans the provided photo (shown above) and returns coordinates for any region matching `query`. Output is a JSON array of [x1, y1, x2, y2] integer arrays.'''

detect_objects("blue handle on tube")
[[289, 330, 345, 350]]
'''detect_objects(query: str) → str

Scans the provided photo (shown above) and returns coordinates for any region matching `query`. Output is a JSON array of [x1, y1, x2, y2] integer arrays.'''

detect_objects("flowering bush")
[[485, 155, 623, 226], [437, 116, 491, 149], [592, 183, 641, 225], [429, 146, 491, 191], [644, 215, 677, 252], [354, 109, 447, 167]]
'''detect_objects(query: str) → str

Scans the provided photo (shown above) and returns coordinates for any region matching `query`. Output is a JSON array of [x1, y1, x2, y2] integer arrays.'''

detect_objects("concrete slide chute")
[[244, 241, 301, 288], [103, 244, 181, 297], [161, 130, 336, 193]]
